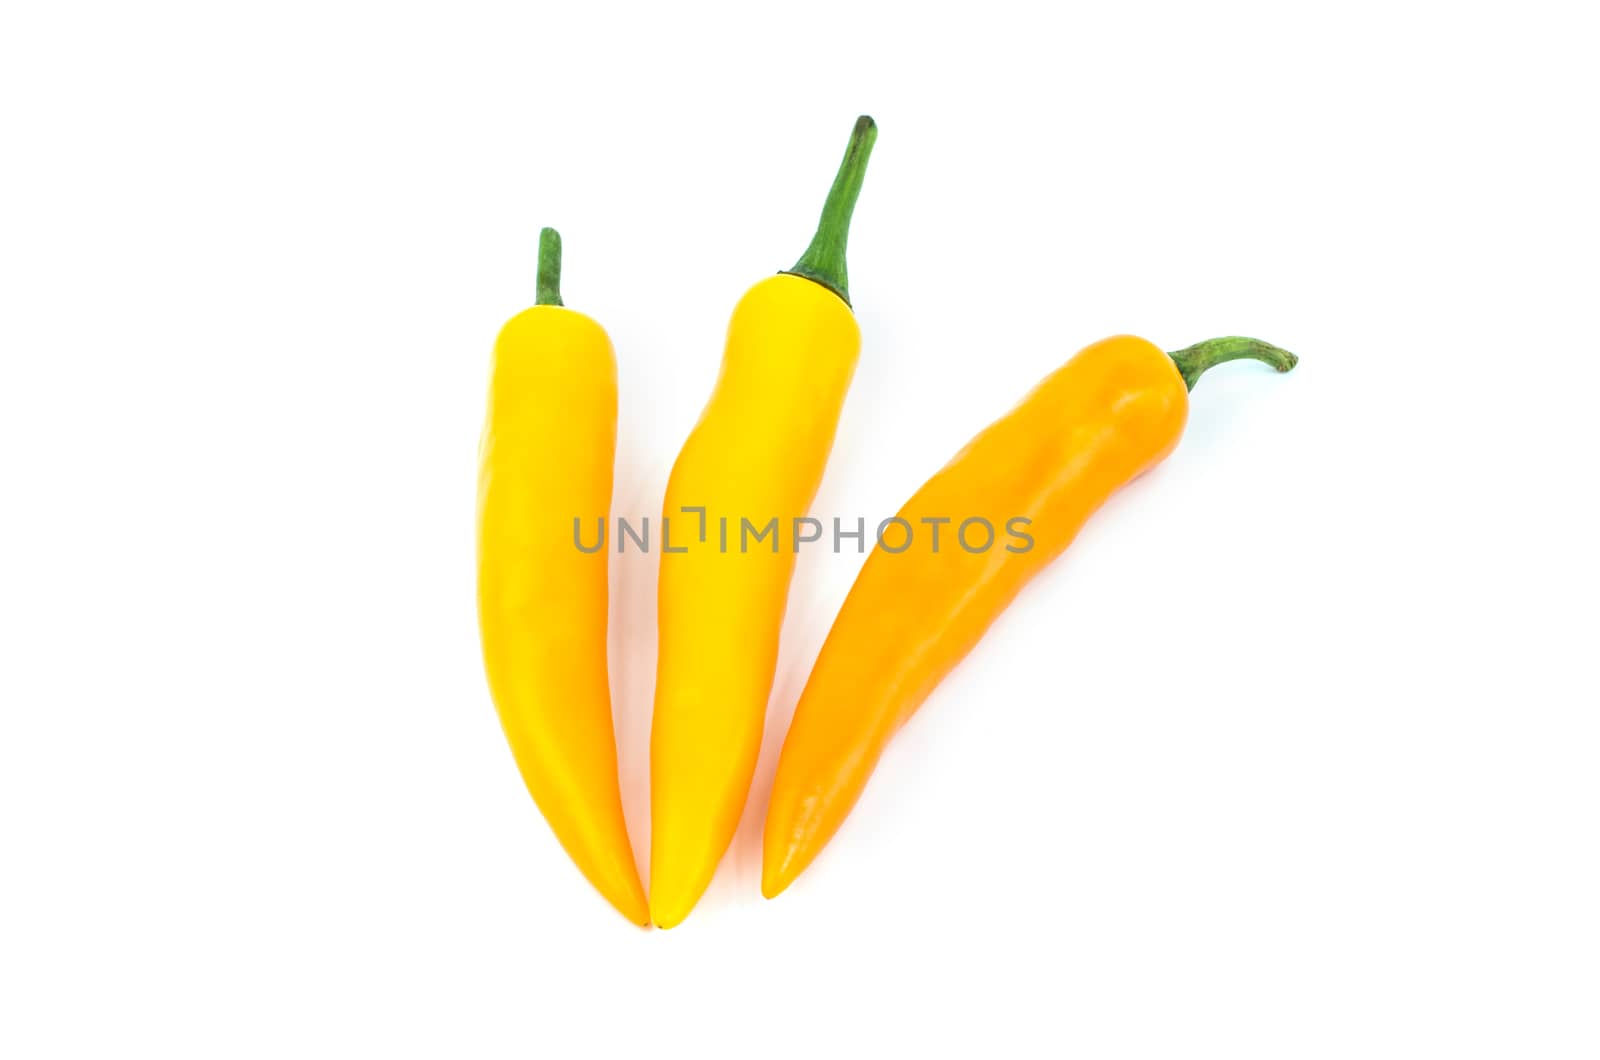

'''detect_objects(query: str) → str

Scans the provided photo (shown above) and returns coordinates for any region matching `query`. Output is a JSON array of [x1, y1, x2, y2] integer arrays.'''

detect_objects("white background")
[[3, 1, 1597, 1055]]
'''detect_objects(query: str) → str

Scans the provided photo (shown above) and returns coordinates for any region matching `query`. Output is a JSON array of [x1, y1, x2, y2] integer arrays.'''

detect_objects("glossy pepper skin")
[[650, 117, 878, 929], [761, 334, 1298, 900], [478, 229, 648, 925]]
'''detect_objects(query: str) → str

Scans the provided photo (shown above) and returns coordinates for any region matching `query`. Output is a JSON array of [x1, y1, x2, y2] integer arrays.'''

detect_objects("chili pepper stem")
[[536, 226, 564, 307], [1168, 336, 1298, 391], [783, 115, 878, 306]]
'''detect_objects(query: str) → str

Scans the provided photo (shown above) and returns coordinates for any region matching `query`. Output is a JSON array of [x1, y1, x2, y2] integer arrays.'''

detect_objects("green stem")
[[536, 226, 563, 307], [783, 115, 878, 306], [1169, 336, 1298, 391]]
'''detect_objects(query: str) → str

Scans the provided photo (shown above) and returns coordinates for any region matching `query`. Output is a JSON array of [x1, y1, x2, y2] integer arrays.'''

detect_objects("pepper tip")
[[761, 848, 801, 900], [648, 893, 691, 930]]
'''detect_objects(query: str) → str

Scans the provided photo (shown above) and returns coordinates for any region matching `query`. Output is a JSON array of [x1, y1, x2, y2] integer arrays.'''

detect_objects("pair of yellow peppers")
[[477, 117, 1296, 927]]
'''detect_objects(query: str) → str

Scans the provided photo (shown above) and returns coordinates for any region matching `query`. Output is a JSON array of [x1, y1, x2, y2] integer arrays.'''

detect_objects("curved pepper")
[[761, 333, 1298, 899], [650, 116, 878, 928], [478, 229, 648, 925]]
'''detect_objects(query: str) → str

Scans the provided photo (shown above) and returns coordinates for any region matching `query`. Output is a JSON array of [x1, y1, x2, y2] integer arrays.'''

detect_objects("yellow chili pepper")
[[478, 229, 648, 925], [762, 334, 1298, 900], [650, 116, 879, 928]]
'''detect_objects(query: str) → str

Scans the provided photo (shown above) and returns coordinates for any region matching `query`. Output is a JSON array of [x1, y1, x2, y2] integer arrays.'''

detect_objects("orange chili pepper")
[[761, 334, 1297, 899]]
